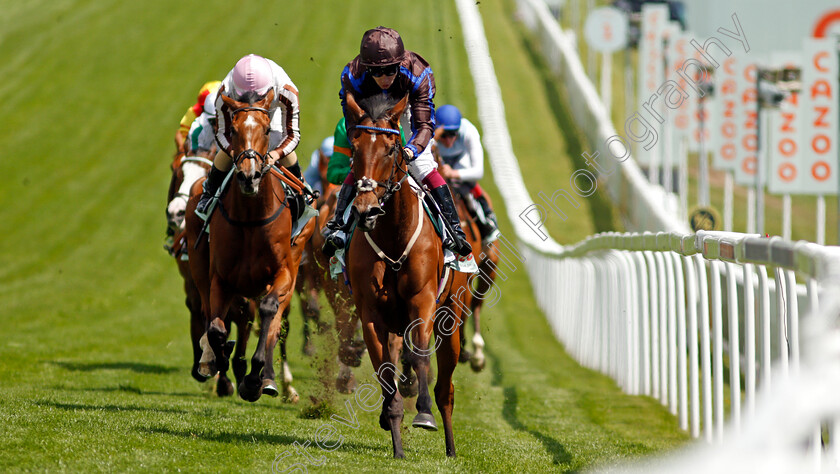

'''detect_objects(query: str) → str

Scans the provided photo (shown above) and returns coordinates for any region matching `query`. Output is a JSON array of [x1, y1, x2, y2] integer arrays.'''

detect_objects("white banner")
[[768, 52, 804, 194], [636, 3, 669, 166], [668, 30, 694, 144], [712, 54, 740, 171], [799, 38, 838, 195], [734, 57, 759, 186]]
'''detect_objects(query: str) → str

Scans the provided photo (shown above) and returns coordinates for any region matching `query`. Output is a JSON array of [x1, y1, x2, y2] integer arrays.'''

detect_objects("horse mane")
[[358, 94, 401, 121]]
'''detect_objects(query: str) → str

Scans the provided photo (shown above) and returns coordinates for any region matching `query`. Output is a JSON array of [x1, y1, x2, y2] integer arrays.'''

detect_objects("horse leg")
[[434, 324, 461, 457], [298, 264, 320, 357], [230, 298, 254, 389], [215, 318, 237, 397], [278, 310, 299, 403], [239, 291, 283, 402], [187, 285, 211, 382], [362, 315, 405, 458], [205, 277, 234, 381], [261, 286, 298, 403], [469, 251, 495, 373], [397, 336, 418, 398], [404, 301, 437, 431]]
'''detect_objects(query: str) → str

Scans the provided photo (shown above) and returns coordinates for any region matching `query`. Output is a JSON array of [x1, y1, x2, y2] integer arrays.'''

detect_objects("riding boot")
[[322, 183, 357, 257], [475, 194, 500, 243], [195, 165, 226, 220], [430, 185, 473, 257]]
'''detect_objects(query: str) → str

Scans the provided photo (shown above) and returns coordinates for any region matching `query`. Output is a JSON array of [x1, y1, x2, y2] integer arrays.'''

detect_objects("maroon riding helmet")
[[359, 26, 405, 66]]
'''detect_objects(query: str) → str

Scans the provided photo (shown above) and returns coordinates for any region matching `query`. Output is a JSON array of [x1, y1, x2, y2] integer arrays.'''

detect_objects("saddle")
[[195, 166, 319, 246]]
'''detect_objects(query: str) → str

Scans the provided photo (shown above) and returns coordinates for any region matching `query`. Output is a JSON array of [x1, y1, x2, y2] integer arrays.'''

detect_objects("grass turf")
[[0, 0, 687, 471]]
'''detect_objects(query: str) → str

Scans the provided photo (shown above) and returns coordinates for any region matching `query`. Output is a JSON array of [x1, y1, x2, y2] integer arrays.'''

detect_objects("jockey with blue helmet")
[[321, 26, 472, 258], [303, 136, 334, 196], [434, 104, 499, 243], [195, 54, 303, 219]]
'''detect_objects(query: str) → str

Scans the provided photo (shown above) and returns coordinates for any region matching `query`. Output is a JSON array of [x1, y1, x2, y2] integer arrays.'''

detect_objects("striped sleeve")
[[273, 83, 300, 158]]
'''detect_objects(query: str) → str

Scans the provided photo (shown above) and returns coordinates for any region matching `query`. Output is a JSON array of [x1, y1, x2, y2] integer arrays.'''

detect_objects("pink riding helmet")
[[232, 54, 272, 98]]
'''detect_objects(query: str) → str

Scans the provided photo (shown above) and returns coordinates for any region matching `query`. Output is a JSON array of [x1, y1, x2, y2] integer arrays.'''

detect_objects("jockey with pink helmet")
[[195, 54, 303, 219], [322, 26, 472, 257]]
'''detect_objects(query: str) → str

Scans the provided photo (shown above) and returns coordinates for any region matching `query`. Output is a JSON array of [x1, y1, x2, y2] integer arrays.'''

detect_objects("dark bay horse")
[[344, 92, 467, 458], [185, 90, 315, 403]]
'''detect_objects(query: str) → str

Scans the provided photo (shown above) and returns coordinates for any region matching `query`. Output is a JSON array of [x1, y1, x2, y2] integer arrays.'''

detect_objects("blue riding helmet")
[[436, 105, 461, 131]]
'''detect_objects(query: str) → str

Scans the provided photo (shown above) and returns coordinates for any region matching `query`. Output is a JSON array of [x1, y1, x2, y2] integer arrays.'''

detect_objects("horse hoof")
[[261, 380, 279, 398], [470, 356, 486, 373], [192, 366, 211, 383], [223, 340, 236, 358], [283, 385, 300, 404], [398, 374, 418, 399], [411, 412, 438, 431], [459, 349, 472, 364], [216, 377, 235, 397], [197, 362, 217, 379], [238, 378, 263, 402]]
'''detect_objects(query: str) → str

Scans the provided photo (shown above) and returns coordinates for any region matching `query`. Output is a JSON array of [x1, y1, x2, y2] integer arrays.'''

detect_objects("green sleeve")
[[325, 117, 407, 185], [327, 118, 352, 185]]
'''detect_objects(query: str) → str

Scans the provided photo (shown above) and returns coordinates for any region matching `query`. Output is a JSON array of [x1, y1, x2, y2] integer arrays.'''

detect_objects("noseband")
[[231, 106, 272, 176], [351, 124, 409, 207]]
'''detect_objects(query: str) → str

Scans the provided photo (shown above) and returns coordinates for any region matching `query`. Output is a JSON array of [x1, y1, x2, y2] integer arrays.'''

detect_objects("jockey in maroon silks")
[[321, 26, 472, 258]]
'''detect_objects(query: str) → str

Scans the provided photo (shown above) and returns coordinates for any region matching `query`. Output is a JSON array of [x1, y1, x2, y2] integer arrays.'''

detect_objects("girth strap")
[[217, 199, 286, 227], [363, 196, 424, 272]]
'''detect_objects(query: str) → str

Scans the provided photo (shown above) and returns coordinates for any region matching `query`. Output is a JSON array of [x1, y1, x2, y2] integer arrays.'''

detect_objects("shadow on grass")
[[33, 400, 189, 414], [47, 361, 178, 374], [55, 383, 209, 399], [486, 347, 573, 467], [507, 1, 618, 235], [137, 426, 387, 453]]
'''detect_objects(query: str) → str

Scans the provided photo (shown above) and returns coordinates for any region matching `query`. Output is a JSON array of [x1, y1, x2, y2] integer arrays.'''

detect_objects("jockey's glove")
[[402, 147, 415, 162]]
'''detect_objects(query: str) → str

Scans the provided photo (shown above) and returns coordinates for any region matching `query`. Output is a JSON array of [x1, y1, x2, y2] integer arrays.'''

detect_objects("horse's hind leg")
[[362, 315, 405, 459], [215, 318, 237, 397], [260, 287, 298, 403], [434, 325, 460, 457]]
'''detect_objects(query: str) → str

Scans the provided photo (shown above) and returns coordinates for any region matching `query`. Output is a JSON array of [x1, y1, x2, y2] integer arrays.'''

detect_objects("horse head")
[[345, 92, 409, 232], [221, 90, 275, 196]]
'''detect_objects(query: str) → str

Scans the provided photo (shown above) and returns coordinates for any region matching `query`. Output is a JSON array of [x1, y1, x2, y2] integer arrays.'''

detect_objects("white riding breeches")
[[406, 140, 437, 182]]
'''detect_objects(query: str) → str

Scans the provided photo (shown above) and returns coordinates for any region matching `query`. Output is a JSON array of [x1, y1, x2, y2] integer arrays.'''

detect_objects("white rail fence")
[[455, 0, 840, 470]]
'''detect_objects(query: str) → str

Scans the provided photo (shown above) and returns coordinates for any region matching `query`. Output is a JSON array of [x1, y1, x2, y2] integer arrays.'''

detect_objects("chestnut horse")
[[166, 152, 254, 396], [344, 92, 467, 458], [185, 90, 315, 402]]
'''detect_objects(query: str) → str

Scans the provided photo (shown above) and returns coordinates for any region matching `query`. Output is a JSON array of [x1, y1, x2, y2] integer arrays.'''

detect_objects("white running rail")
[[455, 0, 840, 470]]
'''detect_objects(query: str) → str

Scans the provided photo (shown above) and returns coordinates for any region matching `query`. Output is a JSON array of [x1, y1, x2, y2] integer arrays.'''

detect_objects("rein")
[[350, 124, 409, 208], [231, 105, 272, 176]]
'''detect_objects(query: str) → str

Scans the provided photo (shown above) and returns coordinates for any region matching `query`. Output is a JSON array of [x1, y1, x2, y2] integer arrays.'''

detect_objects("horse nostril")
[[237, 171, 246, 181], [253, 170, 261, 179]]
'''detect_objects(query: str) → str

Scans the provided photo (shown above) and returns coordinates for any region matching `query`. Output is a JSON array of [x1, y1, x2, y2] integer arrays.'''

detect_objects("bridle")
[[230, 106, 272, 177], [350, 124, 410, 208]]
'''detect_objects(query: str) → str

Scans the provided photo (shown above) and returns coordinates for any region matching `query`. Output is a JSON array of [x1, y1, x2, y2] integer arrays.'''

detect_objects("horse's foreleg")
[[361, 314, 405, 458], [231, 298, 255, 389], [238, 291, 282, 402], [404, 298, 437, 432]]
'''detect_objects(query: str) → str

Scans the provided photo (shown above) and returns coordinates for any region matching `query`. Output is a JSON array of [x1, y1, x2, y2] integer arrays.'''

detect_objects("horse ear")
[[221, 93, 238, 108], [386, 93, 409, 127], [257, 89, 275, 108], [345, 92, 365, 123]]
